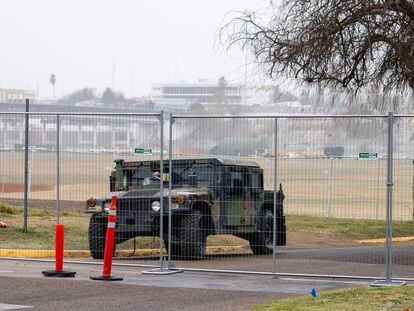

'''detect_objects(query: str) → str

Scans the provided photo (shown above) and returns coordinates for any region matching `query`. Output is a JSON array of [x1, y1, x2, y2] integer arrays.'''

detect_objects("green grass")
[[0, 202, 18, 215], [251, 286, 414, 311], [0, 202, 87, 249], [1, 202, 413, 250], [287, 215, 414, 240]]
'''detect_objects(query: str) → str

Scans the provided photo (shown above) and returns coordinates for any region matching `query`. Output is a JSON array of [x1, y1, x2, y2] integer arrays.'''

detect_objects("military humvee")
[[86, 158, 286, 260]]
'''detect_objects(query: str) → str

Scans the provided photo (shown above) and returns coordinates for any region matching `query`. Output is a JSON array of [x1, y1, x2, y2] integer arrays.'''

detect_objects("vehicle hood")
[[102, 187, 209, 200]]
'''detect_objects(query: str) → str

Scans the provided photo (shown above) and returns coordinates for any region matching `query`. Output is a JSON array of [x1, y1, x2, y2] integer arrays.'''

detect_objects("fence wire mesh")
[[392, 116, 414, 278], [0, 112, 413, 280], [0, 113, 163, 267], [275, 117, 389, 277], [167, 117, 279, 272], [167, 115, 412, 279]]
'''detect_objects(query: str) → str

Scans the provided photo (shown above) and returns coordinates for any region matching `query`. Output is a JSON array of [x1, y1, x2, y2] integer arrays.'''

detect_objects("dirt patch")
[[0, 183, 53, 193]]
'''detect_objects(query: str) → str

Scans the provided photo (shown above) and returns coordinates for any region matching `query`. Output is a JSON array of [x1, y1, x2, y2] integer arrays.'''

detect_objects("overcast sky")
[[0, 0, 268, 99]]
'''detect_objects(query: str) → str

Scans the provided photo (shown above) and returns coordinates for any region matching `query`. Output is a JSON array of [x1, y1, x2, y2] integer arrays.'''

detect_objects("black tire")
[[179, 211, 207, 260], [248, 210, 275, 255], [163, 232, 181, 259], [88, 213, 116, 259]]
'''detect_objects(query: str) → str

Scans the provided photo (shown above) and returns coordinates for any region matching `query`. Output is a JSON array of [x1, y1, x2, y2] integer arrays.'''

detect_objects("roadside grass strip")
[[358, 236, 414, 244], [251, 286, 414, 311]]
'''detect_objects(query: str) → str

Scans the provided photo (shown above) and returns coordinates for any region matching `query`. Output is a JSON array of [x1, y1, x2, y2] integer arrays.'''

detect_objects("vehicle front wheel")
[[248, 210, 274, 255], [88, 213, 116, 259], [179, 211, 207, 260], [163, 232, 181, 259]]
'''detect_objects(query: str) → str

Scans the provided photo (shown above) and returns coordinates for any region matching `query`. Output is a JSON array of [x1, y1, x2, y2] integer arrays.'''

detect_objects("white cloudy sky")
[[0, 0, 268, 99]]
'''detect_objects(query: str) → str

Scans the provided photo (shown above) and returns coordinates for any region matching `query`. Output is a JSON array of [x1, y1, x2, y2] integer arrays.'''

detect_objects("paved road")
[[107, 243, 414, 279], [0, 260, 368, 311]]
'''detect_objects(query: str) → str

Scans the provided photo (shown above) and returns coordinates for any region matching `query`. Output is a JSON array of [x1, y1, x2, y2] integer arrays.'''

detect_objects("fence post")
[[168, 114, 173, 269], [23, 99, 29, 232], [326, 156, 334, 218], [142, 112, 181, 275], [412, 160, 414, 222], [371, 112, 406, 287], [375, 157, 380, 220], [56, 114, 60, 224], [159, 112, 164, 270], [272, 118, 278, 273]]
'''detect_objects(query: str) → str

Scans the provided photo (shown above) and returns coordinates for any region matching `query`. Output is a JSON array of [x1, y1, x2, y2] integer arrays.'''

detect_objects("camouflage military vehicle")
[[86, 158, 286, 260]]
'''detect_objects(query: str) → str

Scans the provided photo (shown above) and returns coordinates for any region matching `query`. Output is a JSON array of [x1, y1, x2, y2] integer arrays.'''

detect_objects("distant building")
[[150, 80, 243, 108], [0, 88, 37, 103]]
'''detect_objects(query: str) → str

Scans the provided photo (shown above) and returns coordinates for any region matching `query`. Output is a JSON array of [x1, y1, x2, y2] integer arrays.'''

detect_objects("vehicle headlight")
[[151, 201, 161, 212], [87, 197, 97, 208], [103, 201, 110, 213]]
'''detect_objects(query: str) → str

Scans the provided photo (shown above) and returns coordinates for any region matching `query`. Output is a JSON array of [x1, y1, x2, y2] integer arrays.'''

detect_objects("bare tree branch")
[[221, 0, 414, 91]]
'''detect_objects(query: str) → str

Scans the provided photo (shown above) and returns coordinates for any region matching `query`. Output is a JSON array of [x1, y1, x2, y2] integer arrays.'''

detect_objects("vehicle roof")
[[120, 157, 260, 168]]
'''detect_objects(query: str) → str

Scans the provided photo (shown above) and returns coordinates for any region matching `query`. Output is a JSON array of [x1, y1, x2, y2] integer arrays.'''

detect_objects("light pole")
[[50, 74, 56, 101]]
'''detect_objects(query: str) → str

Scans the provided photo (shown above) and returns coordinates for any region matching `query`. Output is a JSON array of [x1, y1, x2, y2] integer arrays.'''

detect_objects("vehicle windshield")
[[130, 164, 217, 189]]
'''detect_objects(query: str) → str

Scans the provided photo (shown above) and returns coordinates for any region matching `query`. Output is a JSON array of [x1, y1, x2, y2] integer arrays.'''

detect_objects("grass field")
[[251, 286, 414, 311], [1, 151, 414, 220], [1, 202, 413, 251]]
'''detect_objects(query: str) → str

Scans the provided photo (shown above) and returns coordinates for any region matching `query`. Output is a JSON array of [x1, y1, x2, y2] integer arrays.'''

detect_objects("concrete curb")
[[357, 236, 414, 244], [0, 245, 248, 258]]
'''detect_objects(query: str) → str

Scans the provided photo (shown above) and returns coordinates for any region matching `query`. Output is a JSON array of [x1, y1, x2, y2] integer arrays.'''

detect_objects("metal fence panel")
[[167, 116, 277, 272], [165, 115, 404, 279], [392, 116, 414, 279], [0, 112, 164, 268], [1, 111, 412, 280], [1, 113, 57, 256], [275, 116, 391, 278]]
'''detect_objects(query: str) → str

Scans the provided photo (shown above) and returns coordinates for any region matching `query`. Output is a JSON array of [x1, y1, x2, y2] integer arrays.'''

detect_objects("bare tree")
[[60, 88, 96, 104], [222, 0, 414, 91]]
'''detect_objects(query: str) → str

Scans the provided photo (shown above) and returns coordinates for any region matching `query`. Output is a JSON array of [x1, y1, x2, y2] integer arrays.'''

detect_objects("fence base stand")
[[90, 276, 123, 281], [370, 280, 407, 287], [42, 270, 76, 277], [142, 268, 183, 275]]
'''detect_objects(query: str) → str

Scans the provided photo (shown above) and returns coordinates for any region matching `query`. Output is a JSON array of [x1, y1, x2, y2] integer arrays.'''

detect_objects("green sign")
[[359, 152, 378, 159], [135, 148, 152, 154]]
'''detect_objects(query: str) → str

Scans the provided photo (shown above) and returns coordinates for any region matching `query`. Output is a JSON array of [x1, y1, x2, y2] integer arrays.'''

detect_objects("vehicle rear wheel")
[[248, 210, 274, 255], [179, 211, 207, 260], [88, 213, 116, 259]]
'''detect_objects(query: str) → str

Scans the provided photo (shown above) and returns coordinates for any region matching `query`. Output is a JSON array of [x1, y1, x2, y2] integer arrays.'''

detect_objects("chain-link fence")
[[0, 111, 413, 281]]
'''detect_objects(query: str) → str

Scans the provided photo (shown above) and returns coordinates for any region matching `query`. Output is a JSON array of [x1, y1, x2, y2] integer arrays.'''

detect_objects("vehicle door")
[[223, 166, 247, 226], [246, 168, 263, 226]]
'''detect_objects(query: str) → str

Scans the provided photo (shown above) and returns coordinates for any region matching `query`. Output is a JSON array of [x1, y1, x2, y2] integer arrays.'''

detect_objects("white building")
[[0, 88, 37, 102], [150, 80, 243, 109]]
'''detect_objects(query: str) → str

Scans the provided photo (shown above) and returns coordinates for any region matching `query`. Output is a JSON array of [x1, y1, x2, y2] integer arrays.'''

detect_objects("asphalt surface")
[[108, 243, 414, 279], [0, 260, 369, 311]]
